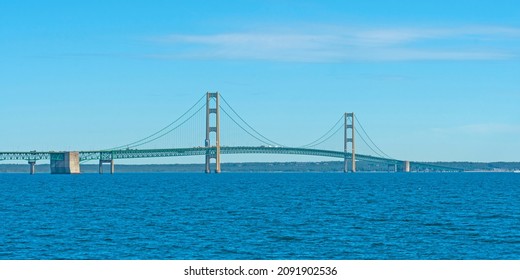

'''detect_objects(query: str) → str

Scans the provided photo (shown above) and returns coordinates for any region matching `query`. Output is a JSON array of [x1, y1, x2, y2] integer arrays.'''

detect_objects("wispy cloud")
[[459, 123, 520, 134], [147, 25, 520, 62], [433, 123, 520, 135]]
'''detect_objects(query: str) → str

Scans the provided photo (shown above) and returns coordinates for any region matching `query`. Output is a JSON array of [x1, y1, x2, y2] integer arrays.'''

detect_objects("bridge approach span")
[[0, 147, 461, 173], [1, 146, 395, 164]]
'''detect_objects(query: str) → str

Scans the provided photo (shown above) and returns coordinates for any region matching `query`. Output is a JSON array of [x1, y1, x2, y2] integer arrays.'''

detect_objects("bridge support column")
[[28, 160, 36, 175], [388, 163, 397, 172], [50, 152, 80, 174], [99, 159, 114, 174], [344, 112, 356, 173], [205, 92, 221, 173]]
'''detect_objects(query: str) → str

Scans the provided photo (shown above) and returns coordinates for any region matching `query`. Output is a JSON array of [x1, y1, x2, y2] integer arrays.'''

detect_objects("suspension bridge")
[[0, 92, 461, 174]]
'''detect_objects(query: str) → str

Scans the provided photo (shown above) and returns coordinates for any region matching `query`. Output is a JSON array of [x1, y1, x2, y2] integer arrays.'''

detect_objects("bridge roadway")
[[0, 146, 374, 161], [0, 146, 461, 171]]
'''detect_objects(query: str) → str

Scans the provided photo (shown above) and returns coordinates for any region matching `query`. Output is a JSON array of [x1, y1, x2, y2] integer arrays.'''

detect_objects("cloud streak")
[[149, 25, 520, 62], [433, 123, 520, 135]]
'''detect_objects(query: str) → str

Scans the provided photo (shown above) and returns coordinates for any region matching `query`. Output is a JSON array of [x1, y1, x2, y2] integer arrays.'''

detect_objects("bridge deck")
[[0, 146, 462, 171]]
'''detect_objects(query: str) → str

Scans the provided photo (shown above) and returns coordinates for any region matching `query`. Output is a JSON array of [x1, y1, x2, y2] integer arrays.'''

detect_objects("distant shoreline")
[[1, 161, 519, 173]]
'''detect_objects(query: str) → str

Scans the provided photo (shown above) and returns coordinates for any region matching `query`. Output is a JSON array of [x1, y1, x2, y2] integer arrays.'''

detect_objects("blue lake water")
[[0, 172, 519, 259]]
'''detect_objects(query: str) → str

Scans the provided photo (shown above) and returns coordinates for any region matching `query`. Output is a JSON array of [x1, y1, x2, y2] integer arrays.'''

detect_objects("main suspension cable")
[[123, 102, 206, 149], [355, 116, 394, 159], [220, 107, 280, 147], [106, 94, 206, 150], [219, 95, 285, 147], [304, 123, 343, 149], [300, 115, 343, 148], [355, 130, 386, 158]]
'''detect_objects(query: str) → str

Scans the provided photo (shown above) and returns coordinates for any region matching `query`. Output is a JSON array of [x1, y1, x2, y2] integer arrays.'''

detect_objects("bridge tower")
[[344, 112, 356, 173], [205, 92, 221, 173]]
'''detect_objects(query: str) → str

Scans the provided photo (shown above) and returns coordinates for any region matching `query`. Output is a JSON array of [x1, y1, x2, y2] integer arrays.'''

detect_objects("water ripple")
[[0, 173, 519, 259]]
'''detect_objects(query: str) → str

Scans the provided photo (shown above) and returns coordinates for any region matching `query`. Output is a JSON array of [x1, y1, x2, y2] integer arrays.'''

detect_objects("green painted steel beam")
[[0, 147, 462, 171]]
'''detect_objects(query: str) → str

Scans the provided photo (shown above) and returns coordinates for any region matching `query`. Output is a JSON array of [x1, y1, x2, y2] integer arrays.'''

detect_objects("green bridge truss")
[[0, 146, 462, 171]]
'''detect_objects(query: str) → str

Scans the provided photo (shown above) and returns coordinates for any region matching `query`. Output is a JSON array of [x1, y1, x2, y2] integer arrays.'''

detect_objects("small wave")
[[269, 235, 302, 242]]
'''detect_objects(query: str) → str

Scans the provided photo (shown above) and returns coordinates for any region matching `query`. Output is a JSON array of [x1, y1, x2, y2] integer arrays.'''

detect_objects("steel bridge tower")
[[205, 92, 221, 173], [344, 112, 356, 173]]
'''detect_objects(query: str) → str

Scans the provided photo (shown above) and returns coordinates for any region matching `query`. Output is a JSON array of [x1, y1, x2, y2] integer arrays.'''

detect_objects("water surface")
[[1, 173, 519, 259]]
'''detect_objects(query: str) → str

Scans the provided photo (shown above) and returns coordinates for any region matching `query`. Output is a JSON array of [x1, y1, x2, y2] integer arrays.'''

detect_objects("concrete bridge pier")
[[50, 152, 80, 174], [99, 159, 114, 174], [403, 160, 411, 172], [28, 160, 36, 175]]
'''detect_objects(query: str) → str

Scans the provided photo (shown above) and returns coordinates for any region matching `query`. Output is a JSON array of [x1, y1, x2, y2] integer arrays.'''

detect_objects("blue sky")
[[1, 0, 519, 162]]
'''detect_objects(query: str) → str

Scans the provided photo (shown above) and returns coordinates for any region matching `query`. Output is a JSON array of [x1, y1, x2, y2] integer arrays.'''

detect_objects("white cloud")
[[148, 25, 520, 62], [433, 123, 520, 135], [459, 123, 520, 134], [350, 26, 520, 46]]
